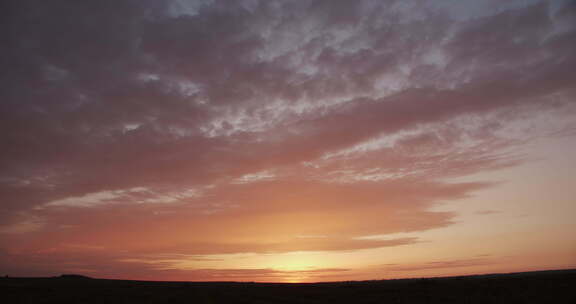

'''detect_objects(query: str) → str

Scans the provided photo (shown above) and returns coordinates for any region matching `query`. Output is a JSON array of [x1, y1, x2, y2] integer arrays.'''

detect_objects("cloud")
[[0, 248, 350, 281], [42, 187, 149, 208], [3, 179, 484, 256], [148, 237, 419, 255], [382, 257, 498, 272], [0, 0, 575, 279]]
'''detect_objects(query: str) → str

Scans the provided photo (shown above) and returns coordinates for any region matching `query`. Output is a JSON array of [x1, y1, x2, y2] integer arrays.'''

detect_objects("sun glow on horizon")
[[271, 254, 321, 272]]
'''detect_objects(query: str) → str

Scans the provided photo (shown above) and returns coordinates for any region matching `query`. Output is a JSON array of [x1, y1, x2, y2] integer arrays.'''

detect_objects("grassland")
[[2, 269, 575, 303]]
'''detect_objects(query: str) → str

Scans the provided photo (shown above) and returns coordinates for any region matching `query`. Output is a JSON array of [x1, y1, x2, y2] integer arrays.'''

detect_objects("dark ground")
[[1, 269, 575, 303]]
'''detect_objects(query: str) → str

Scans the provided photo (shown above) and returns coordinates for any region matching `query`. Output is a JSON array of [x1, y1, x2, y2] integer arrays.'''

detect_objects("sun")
[[284, 276, 305, 283], [272, 253, 320, 272], [266, 253, 324, 283]]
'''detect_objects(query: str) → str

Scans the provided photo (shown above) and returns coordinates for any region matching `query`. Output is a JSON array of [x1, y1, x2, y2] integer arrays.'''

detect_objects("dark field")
[[2, 269, 575, 303]]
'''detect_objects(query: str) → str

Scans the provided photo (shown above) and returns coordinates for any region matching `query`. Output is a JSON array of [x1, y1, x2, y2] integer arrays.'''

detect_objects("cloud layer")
[[1, 0, 575, 280]]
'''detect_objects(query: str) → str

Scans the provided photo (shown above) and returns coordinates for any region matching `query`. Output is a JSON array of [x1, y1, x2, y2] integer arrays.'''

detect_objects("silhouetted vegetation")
[[1, 269, 574, 303]]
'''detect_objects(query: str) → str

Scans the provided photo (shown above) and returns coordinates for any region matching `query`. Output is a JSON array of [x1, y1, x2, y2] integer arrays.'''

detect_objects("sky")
[[0, 0, 575, 283]]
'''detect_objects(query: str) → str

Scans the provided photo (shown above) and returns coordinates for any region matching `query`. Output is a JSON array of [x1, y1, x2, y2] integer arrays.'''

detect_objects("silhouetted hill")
[[1, 269, 575, 303], [57, 274, 93, 280]]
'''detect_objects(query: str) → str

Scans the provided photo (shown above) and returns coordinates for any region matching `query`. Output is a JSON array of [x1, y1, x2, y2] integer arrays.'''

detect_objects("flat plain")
[[2, 269, 575, 303]]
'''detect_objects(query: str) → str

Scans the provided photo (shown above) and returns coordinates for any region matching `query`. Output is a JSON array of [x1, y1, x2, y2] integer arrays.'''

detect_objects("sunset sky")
[[1, 0, 575, 283]]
